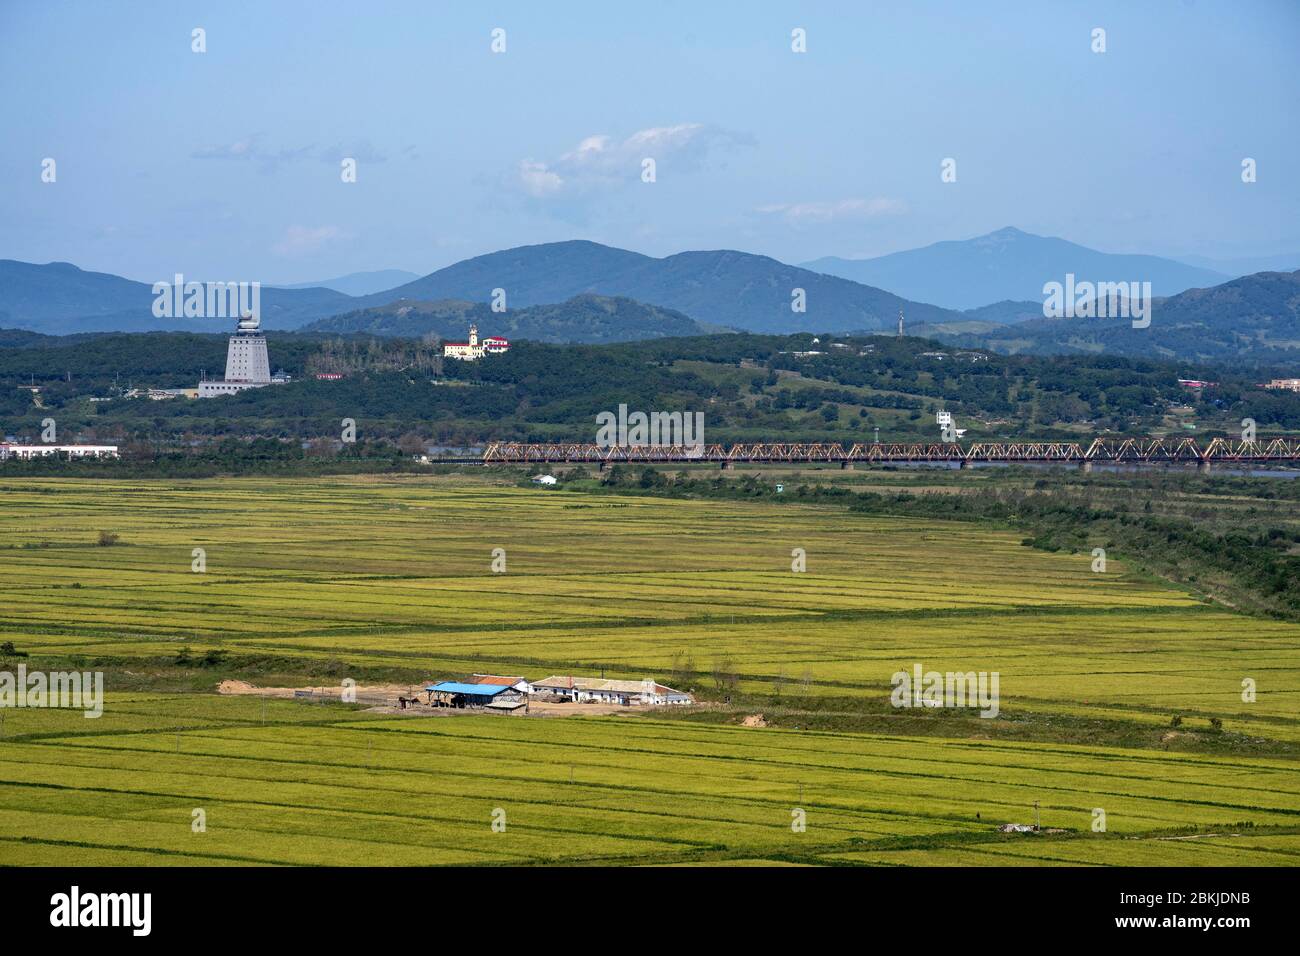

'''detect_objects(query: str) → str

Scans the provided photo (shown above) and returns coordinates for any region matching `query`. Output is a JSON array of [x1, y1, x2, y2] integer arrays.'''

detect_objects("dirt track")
[[217, 679, 421, 700]]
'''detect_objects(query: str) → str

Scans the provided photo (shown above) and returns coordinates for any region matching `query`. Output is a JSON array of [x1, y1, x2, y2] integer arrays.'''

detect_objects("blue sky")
[[2, 0, 1297, 283]]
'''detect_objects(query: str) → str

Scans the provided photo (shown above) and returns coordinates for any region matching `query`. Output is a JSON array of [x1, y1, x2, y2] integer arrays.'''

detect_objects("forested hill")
[[303, 293, 715, 342], [926, 269, 1300, 363], [3, 329, 1298, 447]]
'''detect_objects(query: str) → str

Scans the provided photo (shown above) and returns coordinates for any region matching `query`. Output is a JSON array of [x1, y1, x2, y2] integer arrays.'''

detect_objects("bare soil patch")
[[217, 679, 421, 701]]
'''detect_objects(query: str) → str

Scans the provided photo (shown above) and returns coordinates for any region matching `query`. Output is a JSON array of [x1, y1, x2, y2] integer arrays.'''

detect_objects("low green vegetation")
[[5, 695, 1299, 866], [3, 330, 1297, 451], [1, 473, 1298, 865], [589, 465, 1300, 620]]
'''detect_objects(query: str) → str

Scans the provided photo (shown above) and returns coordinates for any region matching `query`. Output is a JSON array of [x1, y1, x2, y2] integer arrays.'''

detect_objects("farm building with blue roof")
[[425, 681, 519, 709]]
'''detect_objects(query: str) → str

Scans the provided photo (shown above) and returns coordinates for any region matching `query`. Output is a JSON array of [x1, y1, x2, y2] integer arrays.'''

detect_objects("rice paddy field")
[[2, 474, 1299, 866]]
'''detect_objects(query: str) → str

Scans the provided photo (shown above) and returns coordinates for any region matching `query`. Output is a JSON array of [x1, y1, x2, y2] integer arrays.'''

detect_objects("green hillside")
[[305, 293, 714, 341], [3, 330, 1298, 448]]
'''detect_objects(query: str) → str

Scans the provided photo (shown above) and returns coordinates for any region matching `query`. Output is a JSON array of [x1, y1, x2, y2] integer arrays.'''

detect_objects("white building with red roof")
[[467, 674, 533, 695], [443, 324, 509, 361], [532, 676, 692, 706]]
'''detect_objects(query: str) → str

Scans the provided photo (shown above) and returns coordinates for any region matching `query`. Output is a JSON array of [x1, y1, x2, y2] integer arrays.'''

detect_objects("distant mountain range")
[[916, 269, 1300, 362], [274, 269, 420, 296], [1173, 251, 1300, 278], [802, 227, 1229, 310], [304, 294, 716, 343], [0, 260, 352, 334], [0, 245, 959, 336], [4, 234, 1300, 364], [343, 240, 958, 333]]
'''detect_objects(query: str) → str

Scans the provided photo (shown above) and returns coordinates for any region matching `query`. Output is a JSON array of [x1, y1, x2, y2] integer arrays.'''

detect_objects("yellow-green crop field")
[[1, 475, 1298, 865]]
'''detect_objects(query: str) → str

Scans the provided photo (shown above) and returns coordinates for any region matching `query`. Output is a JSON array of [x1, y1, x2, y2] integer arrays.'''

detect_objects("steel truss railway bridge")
[[481, 437, 1300, 472]]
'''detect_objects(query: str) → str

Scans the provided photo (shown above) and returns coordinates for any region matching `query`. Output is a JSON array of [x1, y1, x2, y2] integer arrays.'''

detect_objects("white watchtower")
[[198, 314, 273, 397], [225, 313, 271, 384]]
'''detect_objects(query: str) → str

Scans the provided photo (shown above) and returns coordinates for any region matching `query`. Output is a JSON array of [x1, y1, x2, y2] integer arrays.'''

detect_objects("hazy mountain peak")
[[276, 269, 419, 297], [802, 229, 1229, 310], [978, 226, 1036, 242]]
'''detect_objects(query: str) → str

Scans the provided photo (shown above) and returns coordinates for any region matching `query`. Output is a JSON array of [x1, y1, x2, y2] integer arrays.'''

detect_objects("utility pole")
[[874, 426, 880, 445], [1034, 800, 1040, 831]]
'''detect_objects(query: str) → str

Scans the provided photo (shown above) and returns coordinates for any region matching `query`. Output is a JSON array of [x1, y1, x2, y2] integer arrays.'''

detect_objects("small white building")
[[935, 409, 967, 439], [532, 676, 692, 706]]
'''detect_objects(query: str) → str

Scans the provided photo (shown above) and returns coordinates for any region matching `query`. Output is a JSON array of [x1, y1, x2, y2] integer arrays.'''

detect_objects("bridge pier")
[[1196, 459, 1211, 475], [959, 459, 973, 470], [720, 461, 735, 471], [597, 461, 608, 472], [840, 461, 854, 471], [1079, 461, 1093, 474]]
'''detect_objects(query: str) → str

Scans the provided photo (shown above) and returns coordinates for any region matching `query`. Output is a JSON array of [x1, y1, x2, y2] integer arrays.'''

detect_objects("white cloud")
[[272, 224, 345, 257], [515, 123, 751, 198], [192, 134, 313, 169], [517, 159, 564, 197], [320, 140, 388, 164], [193, 135, 386, 170], [758, 198, 908, 224], [192, 137, 260, 161]]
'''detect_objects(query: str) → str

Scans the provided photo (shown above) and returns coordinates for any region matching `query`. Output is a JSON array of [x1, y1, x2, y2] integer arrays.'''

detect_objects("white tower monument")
[[224, 313, 271, 384], [198, 314, 273, 397]]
